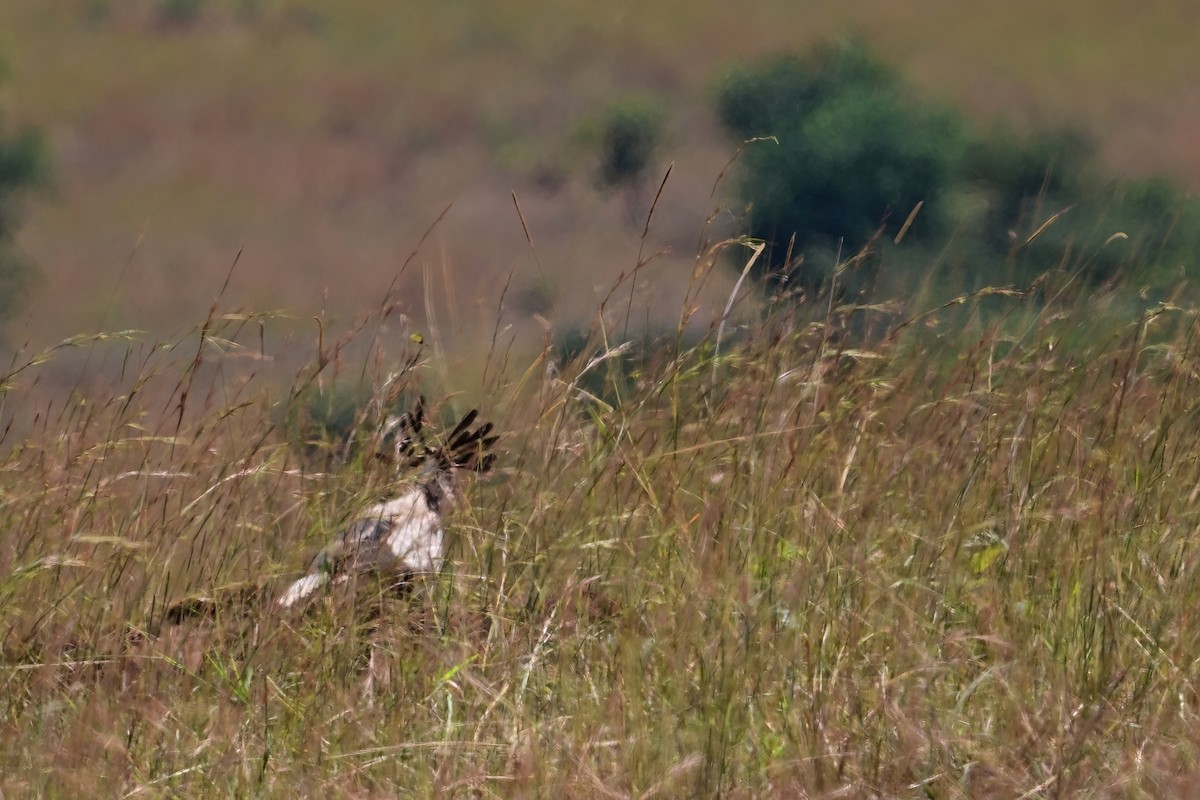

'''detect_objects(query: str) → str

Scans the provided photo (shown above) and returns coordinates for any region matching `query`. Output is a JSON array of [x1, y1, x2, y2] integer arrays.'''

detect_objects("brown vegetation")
[[2, 260, 1200, 794]]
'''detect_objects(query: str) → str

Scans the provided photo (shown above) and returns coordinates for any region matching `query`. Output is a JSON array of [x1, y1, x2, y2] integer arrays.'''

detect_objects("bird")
[[278, 398, 497, 609]]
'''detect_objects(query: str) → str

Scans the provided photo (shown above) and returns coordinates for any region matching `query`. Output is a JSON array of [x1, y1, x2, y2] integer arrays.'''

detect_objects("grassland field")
[[1, 253, 1200, 795], [1, 1, 1200, 797]]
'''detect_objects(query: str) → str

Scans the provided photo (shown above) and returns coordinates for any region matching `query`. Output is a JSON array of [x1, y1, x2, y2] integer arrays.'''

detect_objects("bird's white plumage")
[[277, 572, 329, 608], [365, 490, 447, 573], [277, 479, 455, 609], [277, 401, 495, 610]]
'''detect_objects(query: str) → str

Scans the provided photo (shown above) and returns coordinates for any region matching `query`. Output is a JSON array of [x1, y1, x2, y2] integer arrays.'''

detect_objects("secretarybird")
[[278, 398, 497, 609]]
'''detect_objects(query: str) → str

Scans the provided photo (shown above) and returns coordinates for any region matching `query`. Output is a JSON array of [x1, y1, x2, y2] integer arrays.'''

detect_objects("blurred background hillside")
[[0, 0, 1196, 348]]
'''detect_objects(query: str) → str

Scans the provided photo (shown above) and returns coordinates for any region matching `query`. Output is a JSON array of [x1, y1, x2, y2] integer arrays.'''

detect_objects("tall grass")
[[2, 266, 1200, 797]]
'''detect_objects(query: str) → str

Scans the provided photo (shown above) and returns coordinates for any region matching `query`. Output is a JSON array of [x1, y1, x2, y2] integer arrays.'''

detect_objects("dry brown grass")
[[2, 252, 1200, 796]]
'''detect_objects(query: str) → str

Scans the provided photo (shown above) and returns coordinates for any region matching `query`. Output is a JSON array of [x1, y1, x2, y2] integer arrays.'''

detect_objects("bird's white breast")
[[361, 490, 446, 574]]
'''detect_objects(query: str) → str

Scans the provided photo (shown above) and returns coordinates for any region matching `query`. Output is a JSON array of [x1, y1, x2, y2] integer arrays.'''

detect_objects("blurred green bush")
[[716, 40, 1200, 297], [0, 77, 47, 322], [594, 97, 665, 193]]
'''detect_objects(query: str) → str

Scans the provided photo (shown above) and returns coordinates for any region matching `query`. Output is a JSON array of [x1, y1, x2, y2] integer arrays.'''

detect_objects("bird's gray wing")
[[312, 516, 394, 573], [279, 517, 394, 608]]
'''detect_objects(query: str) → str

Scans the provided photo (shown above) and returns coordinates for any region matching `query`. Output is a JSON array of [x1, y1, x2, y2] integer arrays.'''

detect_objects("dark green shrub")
[[718, 40, 896, 140], [716, 41, 967, 285], [963, 125, 1094, 250], [156, 0, 205, 26], [595, 97, 665, 192], [0, 113, 47, 321], [963, 127, 1200, 285], [715, 41, 1200, 299], [1038, 175, 1199, 285]]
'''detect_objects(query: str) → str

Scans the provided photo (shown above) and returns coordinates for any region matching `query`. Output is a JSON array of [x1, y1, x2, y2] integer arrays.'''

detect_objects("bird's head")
[[383, 397, 499, 476]]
